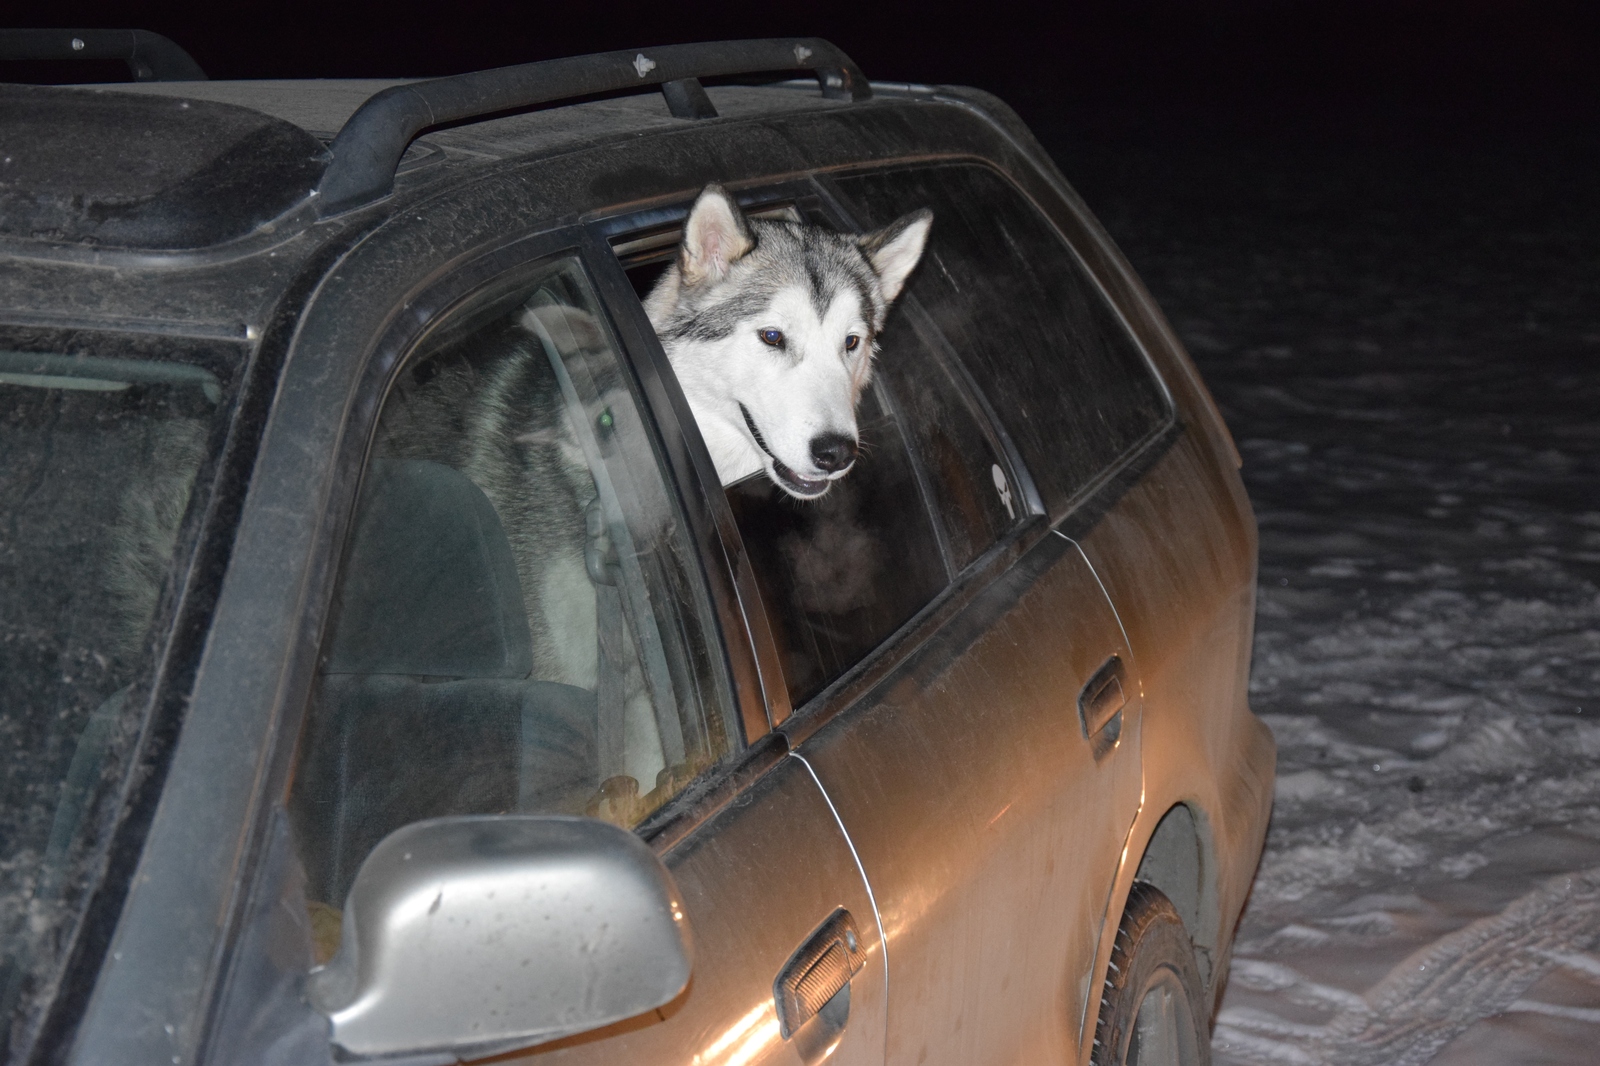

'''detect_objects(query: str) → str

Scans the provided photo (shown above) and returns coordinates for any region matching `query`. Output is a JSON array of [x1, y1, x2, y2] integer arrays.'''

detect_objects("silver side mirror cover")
[[308, 815, 692, 1061]]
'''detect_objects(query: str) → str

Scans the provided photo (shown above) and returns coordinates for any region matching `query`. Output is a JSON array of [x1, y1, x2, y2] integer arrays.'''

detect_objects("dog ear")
[[858, 208, 932, 305], [680, 184, 755, 286]]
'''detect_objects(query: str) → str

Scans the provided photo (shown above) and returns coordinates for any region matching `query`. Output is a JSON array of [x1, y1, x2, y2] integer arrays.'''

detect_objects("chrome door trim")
[[790, 751, 889, 1063]]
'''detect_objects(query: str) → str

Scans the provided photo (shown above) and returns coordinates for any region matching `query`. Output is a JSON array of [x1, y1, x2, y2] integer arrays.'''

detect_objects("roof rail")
[[316, 37, 869, 217], [0, 28, 206, 81]]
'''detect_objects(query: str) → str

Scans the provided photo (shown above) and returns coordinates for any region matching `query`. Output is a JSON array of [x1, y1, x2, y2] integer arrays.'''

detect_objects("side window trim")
[[867, 371, 956, 582], [526, 301, 687, 767]]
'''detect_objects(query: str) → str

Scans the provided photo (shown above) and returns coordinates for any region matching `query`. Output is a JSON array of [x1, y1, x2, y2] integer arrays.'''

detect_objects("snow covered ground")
[[1063, 140, 1600, 1063]]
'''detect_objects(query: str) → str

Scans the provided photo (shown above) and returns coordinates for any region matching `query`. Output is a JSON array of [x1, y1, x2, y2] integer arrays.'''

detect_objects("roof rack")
[[0, 28, 206, 82], [317, 37, 869, 217]]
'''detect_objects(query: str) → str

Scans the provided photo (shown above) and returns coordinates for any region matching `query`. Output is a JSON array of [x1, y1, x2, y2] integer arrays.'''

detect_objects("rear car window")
[[0, 341, 228, 1047], [829, 163, 1172, 519]]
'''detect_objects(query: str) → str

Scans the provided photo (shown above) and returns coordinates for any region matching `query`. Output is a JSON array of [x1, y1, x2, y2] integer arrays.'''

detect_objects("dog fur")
[[644, 184, 931, 499]]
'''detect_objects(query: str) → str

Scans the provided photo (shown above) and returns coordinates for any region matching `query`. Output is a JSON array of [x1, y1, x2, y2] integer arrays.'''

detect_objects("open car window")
[[618, 191, 1027, 712], [287, 256, 737, 961], [724, 380, 951, 707]]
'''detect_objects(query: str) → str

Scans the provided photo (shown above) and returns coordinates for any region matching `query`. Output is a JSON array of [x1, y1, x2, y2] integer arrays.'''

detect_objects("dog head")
[[645, 184, 931, 499]]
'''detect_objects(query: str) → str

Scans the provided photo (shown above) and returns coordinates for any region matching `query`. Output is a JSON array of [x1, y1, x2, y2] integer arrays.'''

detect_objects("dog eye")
[[758, 328, 784, 347], [844, 334, 861, 352]]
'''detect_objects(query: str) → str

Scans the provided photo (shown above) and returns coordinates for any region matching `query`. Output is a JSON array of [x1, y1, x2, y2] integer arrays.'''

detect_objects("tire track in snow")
[[1215, 866, 1600, 1065]]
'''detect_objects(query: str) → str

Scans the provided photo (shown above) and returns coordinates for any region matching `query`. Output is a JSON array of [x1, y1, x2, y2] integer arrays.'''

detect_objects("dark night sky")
[[10, 1, 1600, 147]]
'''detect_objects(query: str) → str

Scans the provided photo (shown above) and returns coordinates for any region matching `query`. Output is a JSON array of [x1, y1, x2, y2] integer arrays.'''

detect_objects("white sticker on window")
[[992, 463, 1015, 519]]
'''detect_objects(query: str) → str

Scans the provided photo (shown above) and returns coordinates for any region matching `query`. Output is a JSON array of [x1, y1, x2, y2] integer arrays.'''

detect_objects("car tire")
[[1090, 882, 1212, 1066]]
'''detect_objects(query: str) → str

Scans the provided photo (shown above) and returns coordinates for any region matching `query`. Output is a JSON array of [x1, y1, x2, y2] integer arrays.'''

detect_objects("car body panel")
[[0, 67, 1275, 1066], [957, 95, 1271, 1020], [1075, 431, 1271, 1010], [796, 530, 1142, 1066], [96, 78, 418, 136], [495, 753, 887, 1066], [0, 87, 1062, 331], [1043, 151, 1271, 1010]]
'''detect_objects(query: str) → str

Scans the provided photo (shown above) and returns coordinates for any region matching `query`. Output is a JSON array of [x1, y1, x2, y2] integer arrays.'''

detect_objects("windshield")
[[0, 342, 228, 1055]]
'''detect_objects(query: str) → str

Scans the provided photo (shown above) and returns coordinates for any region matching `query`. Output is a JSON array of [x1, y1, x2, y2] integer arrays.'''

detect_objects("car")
[[0, 30, 1275, 1066]]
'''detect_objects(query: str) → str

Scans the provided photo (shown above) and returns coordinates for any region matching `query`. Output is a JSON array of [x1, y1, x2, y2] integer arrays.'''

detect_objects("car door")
[[781, 162, 1175, 1066], [590, 171, 1154, 1066], [181, 222, 887, 1066], [792, 534, 1140, 1066]]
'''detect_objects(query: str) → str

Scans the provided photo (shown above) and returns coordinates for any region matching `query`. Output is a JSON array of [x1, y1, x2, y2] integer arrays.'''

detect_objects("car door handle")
[[1079, 654, 1128, 739], [774, 908, 867, 1040]]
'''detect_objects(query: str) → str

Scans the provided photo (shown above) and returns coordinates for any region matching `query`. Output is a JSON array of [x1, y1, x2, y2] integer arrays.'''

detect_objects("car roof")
[[0, 82, 331, 249], [0, 42, 1048, 344], [101, 77, 847, 144], [0, 77, 855, 253], [103, 78, 418, 137], [1, 39, 891, 254]]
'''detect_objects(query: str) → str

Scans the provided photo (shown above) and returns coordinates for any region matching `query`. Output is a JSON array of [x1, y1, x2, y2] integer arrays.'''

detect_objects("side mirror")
[[308, 815, 692, 1061]]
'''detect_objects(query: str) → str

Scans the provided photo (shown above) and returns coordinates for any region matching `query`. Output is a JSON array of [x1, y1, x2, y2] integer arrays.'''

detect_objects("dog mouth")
[[740, 404, 831, 499]]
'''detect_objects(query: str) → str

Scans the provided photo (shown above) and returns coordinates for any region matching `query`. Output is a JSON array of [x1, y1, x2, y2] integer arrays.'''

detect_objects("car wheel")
[[1090, 883, 1211, 1066]]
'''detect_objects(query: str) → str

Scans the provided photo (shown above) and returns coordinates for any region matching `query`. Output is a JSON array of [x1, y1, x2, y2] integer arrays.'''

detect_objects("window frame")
[[811, 169, 1047, 522], [582, 156, 1187, 752], [295, 231, 782, 840]]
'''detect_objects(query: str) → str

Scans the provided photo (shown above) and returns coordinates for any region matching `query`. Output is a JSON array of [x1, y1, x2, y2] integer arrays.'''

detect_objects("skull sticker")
[[992, 463, 1014, 520]]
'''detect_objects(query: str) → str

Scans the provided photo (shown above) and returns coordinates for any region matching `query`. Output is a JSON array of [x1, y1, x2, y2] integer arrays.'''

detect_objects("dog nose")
[[810, 433, 858, 473]]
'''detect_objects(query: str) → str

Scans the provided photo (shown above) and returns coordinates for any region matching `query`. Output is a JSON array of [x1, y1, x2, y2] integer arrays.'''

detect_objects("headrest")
[[322, 459, 534, 678]]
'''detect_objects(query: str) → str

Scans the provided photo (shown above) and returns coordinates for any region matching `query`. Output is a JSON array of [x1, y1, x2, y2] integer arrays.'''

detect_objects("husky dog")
[[644, 184, 931, 499]]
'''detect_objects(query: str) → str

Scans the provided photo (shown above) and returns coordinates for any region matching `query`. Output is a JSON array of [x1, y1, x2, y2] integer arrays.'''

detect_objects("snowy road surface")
[[1066, 141, 1600, 1064]]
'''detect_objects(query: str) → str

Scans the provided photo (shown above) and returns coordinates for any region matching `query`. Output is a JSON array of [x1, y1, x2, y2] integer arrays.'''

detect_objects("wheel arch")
[[1131, 802, 1221, 989]]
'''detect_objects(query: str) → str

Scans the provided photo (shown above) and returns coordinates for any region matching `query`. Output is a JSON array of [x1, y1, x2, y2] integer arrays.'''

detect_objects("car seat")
[[292, 458, 597, 906]]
